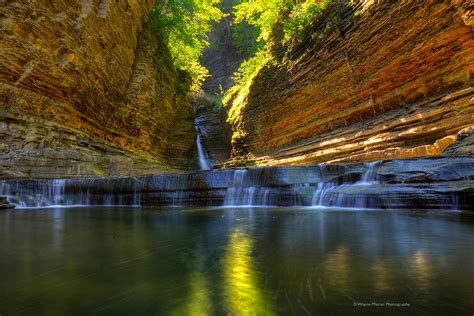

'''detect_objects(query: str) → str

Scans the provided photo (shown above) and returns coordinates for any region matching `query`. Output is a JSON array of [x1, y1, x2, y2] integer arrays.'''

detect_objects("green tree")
[[150, 0, 224, 91]]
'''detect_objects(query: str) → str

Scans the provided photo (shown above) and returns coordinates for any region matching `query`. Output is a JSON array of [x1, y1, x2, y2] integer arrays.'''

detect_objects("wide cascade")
[[1, 158, 472, 210]]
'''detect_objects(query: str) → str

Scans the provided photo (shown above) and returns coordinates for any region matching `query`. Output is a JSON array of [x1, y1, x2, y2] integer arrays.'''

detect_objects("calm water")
[[0, 207, 473, 315]]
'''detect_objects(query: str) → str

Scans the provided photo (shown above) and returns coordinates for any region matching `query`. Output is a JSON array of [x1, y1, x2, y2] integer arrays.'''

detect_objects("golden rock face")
[[234, 0, 474, 166], [1, 1, 472, 177], [0, 0, 197, 178]]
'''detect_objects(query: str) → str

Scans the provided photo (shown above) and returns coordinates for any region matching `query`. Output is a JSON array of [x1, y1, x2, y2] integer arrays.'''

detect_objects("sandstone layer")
[[0, 0, 197, 178], [230, 0, 474, 166]]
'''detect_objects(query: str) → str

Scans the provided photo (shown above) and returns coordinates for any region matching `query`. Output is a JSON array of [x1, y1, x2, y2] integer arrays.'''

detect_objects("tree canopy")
[[150, 0, 224, 91], [149, 0, 332, 95]]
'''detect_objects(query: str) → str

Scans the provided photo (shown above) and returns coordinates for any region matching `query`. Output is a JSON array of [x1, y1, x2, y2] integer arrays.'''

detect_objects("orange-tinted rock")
[[232, 0, 474, 166], [0, 0, 197, 178]]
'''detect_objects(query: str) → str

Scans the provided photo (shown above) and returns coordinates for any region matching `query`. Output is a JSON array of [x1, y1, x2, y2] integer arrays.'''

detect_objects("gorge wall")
[[230, 0, 473, 166], [0, 0, 197, 179]]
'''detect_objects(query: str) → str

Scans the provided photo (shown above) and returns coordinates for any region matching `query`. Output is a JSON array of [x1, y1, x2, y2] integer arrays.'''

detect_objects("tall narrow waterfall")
[[195, 126, 212, 171]]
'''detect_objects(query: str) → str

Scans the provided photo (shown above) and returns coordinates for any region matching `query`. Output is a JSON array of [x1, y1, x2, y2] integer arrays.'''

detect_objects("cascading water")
[[0, 162, 403, 209], [223, 169, 278, 206], [359, 161, 379, 184], [0, 178, 142, 208], [52, 180, 65, 205], [311, 161, 381, 208], [311, 183, 337, 207], [0, 158, 470, 210], [0, 180, 66, 207], [224, 170, 254, 206], [195, 126, 212, 171], [223, 169, 306, 207]]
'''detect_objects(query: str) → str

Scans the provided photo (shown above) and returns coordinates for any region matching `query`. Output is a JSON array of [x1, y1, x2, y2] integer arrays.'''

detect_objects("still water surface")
[[0, 207, 473, 315]]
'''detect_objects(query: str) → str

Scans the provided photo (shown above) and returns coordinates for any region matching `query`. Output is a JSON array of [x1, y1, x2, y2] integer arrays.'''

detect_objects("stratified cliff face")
[[0, 0, 197, 178], [232, 0, 473, 165]]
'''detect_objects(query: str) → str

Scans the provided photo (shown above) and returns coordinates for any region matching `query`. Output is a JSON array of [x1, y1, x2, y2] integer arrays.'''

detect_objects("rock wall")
[[0, 0, 197, 178], [231, 0, 474, 165]]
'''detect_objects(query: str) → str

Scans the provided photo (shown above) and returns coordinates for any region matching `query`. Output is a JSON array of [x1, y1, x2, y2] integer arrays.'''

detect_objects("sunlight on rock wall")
[[228, 0, 474, 166]]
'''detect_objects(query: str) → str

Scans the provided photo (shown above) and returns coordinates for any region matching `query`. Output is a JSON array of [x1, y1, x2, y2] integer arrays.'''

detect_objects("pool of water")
[[0, 207, 473, 315]]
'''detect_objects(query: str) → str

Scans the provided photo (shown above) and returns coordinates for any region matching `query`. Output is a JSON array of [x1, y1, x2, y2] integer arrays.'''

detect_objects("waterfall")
[[224, 170, 268, 206], [52, 180, 65, 205], [311, 161, 381, 208], [223, 169, 305, 207], [0, 180, 66, 207], [195, 126, 212, 171], [224, 170, 250, 206], [311, 183, 337, 206], [0, 178, 142, 208], [0, 158, 470, 210], [359, 161, 379, 184]]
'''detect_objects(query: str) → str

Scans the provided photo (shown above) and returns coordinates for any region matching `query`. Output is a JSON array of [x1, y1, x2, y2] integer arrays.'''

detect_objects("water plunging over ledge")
[[195, 126, 212, 171], [0, 157, 473, 210]]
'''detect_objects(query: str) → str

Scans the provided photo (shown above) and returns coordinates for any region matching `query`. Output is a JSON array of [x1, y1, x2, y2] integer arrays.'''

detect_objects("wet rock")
[[193, 95, 233, 166], [444, 127, 474, 157], [1, 157, 472, 211], [0, 196, 15, 209]]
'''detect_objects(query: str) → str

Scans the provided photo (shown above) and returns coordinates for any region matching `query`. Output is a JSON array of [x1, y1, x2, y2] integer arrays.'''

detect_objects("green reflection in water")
[[323, 246, 350, 293], [371, 261, 396, 294], [170, 267, 212, 316], [222, 227, 274, 315], [409, 249, 433, 294]]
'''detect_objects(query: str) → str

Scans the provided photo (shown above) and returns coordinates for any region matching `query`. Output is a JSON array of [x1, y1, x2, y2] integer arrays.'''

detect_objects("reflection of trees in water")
[[409, 249, 433, 295], [170, 262, 212, 315], [222, 227, 274, 315], [323, 246, 350, 294], [371, 261, 396, 294]]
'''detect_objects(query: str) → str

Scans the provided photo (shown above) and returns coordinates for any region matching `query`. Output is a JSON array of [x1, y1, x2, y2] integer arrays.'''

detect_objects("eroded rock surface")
[[0, 0, 197, 178], [231, 0, 474, 165]]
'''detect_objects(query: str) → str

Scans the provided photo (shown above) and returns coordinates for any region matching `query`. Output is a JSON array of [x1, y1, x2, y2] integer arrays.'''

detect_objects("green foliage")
[[233, 0, 290, 43], [224, 0, 333, 142], [284, 0, 332, 41], [226, 0, 333, 120], [224, 49, 270, 126], [231, 21, 261, 57], [150, 0, 224, 91]]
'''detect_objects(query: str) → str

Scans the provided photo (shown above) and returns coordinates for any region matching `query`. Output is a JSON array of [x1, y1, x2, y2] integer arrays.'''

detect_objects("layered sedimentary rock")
[[0, 0, 197, 178], [1, 157, 473, 210], [230, 0, 474, 165]]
